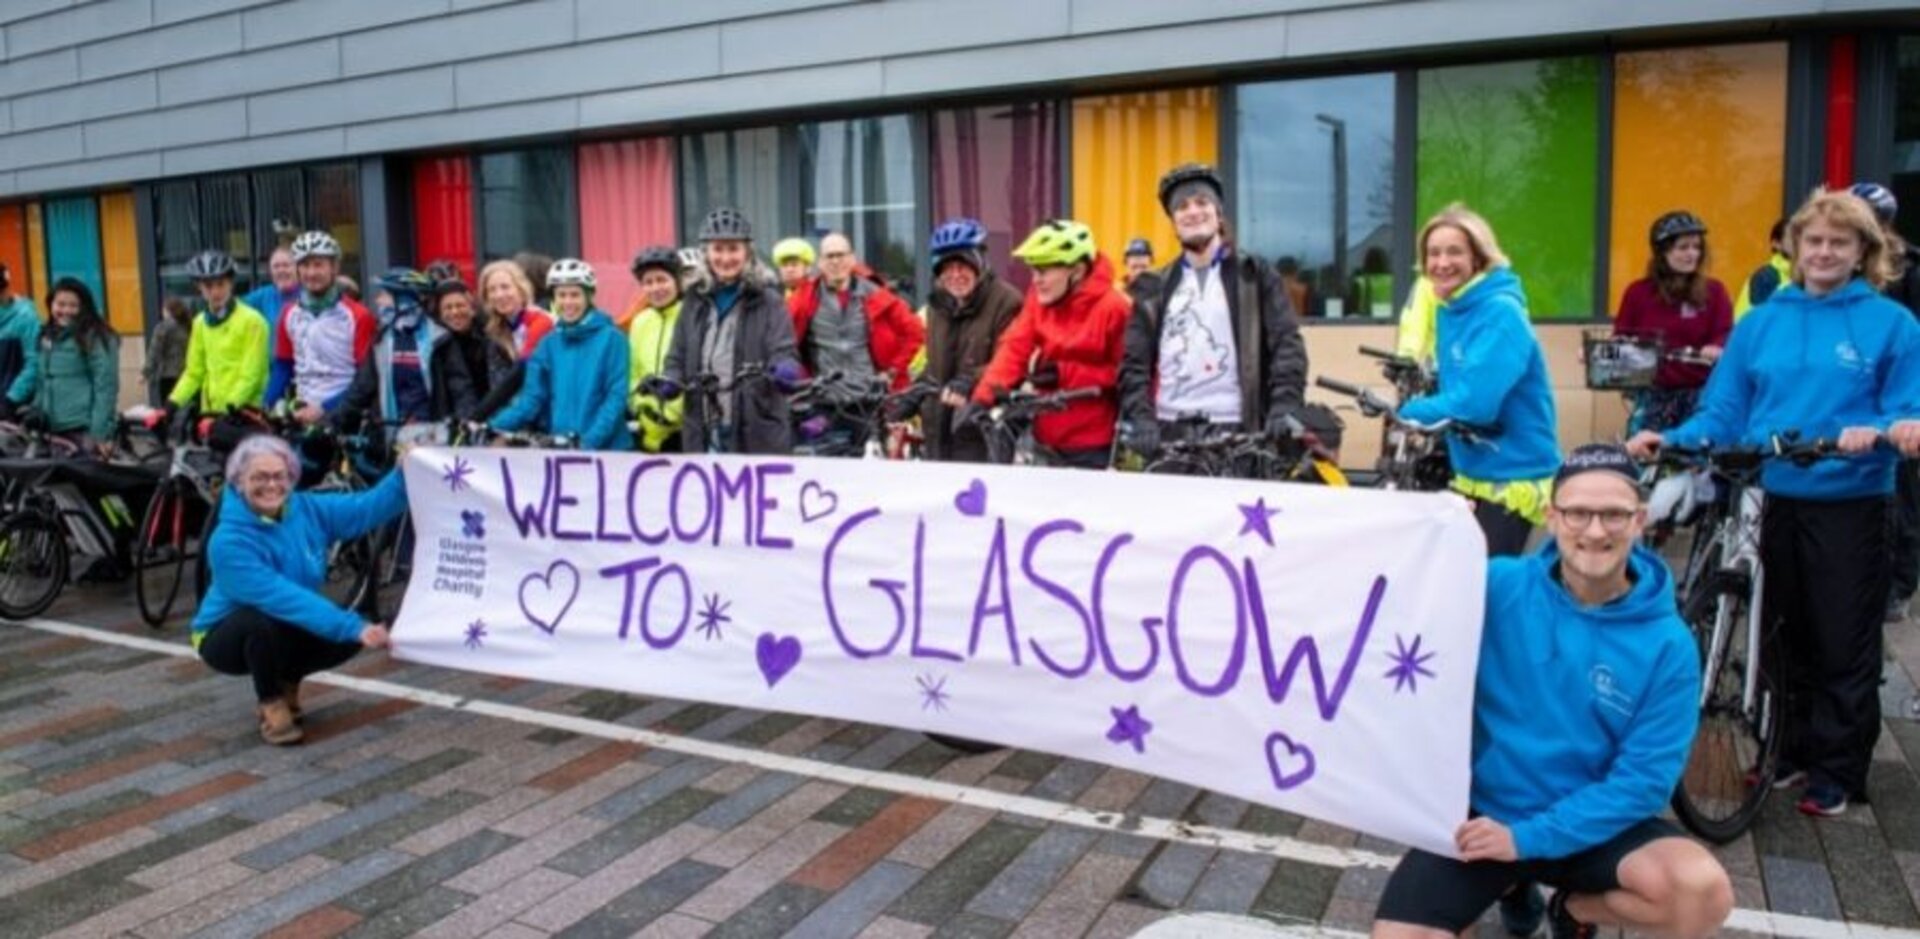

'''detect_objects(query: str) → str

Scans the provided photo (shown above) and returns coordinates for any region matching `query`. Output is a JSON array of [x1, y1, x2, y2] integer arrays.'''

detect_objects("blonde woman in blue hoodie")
[[1630, 189, 1920, 818]]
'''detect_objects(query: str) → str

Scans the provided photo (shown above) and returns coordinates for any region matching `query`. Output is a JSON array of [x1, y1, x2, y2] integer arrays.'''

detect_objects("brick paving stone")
[[696, 762, 762, 794], [1078, 768, 1154, 813], [813, 786, 901, 827], [1007, 850, 1141, 939], [445, 816, 612, 894], [134, 854, 336, 939], [769, 717, 854, 756], [1248, 856, 1343, 921], [686, 707, 767, 742], [0, 686, 65, 716], [931, 749, 1013, 786], [690, 770, 806, 830], [1330, 865, 1391, 901], [1870, 758, 1920, 853], [1293, 818, 1358, 849], [0, 823, 160, 898], [1322, 895, 1375, 933], [1124, 842, 1214, 909], [392, 785, 549, 855], [1184, 851, 1276, 915], [546, 787, 723, 877], [19, 751, 217, 823], [793, 796, 947, 893], [0, 705, 122, 752], [679, 820, 849, 922], [342, 885, 477, 939], [1083, 900, 1165, 939], [580, 755, 721, 824], [886, 819, 1043, 926], [1897, 851, 1920, 913], [330, 748, 480, 808], [883, 740, 965, 779], [237, 790, 423, 870], [133, 807, 340, 890], [708, 880, 830, 939], [417, 867, 579, 938], [0, 816, 247, 935], [1751, 789, 1827, 862], [317, 790, 491, 862], [691, 780, 849, 868], [992, 750, 1061, 783], [1027, 758, 1107, 803], [928, 911, 1015, 937], [339, 829, 521, 916], [46, 859, 258, 939], [548, 858, 726, 939], [229, 756, 407, 824], [846, 728, 934, 771], [190, 851, 412, 938], [654, 702, 735, 736], [1816, 819, 1920, 925], [529, 741, 646, 792], [730, 712, 810, 746], [260, 904, 363, 939], [857, 915, 935, 939], [1759, 855, 1843, 918], [519, 821, 722, 932], [416, 739, 568, 797], [15, 770, 260, 860], [963, 826, 1099, 920], [301, 699, 420, 745], [567, 689, 649, 723], [786, 859, 925, 939], [633, 911, 719, 938], [493, 761, 661, 839]]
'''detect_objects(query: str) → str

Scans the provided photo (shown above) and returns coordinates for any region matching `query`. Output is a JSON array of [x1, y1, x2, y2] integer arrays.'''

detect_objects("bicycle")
[[870, 380, 936, 461], [972, 387, 1104, 467], [132, 426, 226, 628], [0, 432, 159, 620], [1312, 376, 1495, 491], [1133, 413, 1347, 486]]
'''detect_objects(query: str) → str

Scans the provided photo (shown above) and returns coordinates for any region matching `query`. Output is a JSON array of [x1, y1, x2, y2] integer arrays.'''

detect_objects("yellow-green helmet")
[[1013, 219, 1096, 268], [772, 237, 816, 266]]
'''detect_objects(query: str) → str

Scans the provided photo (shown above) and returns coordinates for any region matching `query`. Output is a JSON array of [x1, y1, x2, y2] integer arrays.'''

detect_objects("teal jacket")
[[1472, 543, 1700, 860], [33, 326, 119, 440], [491, 310, 632, 450], [1665, 278, 1920, 500], [0, 296, 40, 405], [192, 468, 408, 644]]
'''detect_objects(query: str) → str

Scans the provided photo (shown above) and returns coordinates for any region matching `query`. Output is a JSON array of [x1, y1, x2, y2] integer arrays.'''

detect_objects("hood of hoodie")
[[1045, 254, 1120, 314], [1440, 266, 1524, 317], [1528, 539, 1677, 638], [554, 308, 612, 341]]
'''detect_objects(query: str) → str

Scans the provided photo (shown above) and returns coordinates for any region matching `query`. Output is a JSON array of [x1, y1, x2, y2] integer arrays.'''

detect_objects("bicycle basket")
[[1583, 330, 1660, 390]]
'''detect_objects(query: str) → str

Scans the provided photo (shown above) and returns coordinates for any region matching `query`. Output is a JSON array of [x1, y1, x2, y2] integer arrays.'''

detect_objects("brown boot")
[[258, 699, 303, 745], [286, 681, 304, 724]]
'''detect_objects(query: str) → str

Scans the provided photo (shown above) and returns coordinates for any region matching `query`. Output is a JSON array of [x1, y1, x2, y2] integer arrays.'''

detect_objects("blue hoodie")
[[1663, 278, 1920, 500], [1397, 267, 1560, 482], [1472, 542, 1700, 860], [490, 309, 632, 450], [191, 468, 408, 645]]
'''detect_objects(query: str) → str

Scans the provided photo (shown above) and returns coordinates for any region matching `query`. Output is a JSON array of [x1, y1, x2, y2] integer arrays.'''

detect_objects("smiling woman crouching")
[[192, 434, 408, 745]]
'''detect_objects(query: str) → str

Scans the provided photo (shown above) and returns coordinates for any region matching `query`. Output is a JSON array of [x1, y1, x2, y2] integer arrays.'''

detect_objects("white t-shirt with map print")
[[1155, 261, 1241, 423]]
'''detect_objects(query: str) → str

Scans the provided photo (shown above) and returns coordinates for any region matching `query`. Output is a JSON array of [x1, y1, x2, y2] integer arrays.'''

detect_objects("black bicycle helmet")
[[1649, 211, 1707, 247], [1157, 163, 1224, 214], [699, 207, 753, 242], [630, 245, 684, 279], [186, 250, 237, 281]]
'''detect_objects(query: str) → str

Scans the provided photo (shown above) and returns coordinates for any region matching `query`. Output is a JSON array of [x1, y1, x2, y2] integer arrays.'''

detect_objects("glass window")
[[199, 174, 252, 293], [798, 115, 921, 295], [930, 102, 1062, 292], [44, 196, 105, 314], [1609, 44, 1787, 314], [1071, 89, 1219, 281], [1889, 37, 1920, 248], [152, 181, 201, 301], [413, 154, 476, 286], [99, 191, 145, 336], [479, 147, 574, 264], [579, 138, 676, 322], [1237, 74, 1398, 319], [307, 163, 362, 286], [1418, 57, 1602, 318], [679, 127, 789, 251], [252, 167, 305, 283]]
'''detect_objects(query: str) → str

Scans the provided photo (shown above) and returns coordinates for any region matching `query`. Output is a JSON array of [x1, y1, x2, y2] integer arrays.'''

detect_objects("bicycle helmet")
[[546, 257, 596, 291], [772, 237, 816, 265], [1157, 163, 1224, 214], [929, 218, 990, 257], [1012, 219, 1096, 268], [1850, 182, 1898, 223], [1123, 237, 1154, 259], [374, 266, 434, 298], [630, 245, 683, 279], [699, 207, 753, 242], [289, 230, 341, 262], [1649, 211, 1708, 247], [186, 250, 237, 281]]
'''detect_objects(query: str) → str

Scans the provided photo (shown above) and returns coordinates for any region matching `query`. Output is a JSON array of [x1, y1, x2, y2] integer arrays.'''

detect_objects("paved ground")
[[3, 581, 1920, 938]]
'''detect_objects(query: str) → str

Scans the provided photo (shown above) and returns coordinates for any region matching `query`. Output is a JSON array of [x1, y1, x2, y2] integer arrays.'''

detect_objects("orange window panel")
[[26, 202, 48, 304], [1608, 43, 1788, 314], [1071, 89, 1218, 270], [0, 204, 29, 299], [100, 191, 146, 336]]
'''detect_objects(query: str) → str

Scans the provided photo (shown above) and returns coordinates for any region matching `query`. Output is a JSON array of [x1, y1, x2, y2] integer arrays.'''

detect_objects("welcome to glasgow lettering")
[[395, 449, 1487, 857]]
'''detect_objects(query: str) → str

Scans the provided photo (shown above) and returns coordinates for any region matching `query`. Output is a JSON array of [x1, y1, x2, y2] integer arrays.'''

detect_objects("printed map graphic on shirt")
[[1161, 290, 1232, 397]]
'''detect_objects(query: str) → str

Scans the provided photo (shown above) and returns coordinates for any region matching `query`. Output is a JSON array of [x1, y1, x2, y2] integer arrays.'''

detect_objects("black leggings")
[[198, 608, 361, 703], [1473, 498, 1535, 557]]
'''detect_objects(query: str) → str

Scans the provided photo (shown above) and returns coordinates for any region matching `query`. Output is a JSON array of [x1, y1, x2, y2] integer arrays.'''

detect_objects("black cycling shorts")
[[1374, 817, 1683, 932]]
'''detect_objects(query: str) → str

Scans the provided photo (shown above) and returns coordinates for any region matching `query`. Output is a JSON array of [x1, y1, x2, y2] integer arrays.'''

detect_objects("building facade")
[[1, 0, 1916, 451]]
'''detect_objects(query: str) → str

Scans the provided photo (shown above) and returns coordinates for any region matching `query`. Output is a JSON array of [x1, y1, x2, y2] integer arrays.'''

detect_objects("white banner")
[[393, 448, 1486, 855]]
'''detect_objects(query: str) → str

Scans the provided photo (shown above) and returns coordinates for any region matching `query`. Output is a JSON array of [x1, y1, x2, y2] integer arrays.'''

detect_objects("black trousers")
[[198, 608, 361, 703], [1473, 499, 1535, 557], [1891, 459, 1919, 601], [1762, 494, 1888, 797]]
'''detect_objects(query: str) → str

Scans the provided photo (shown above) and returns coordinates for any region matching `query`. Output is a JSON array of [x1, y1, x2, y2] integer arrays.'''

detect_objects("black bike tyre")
[[0, 511, 70, 621], [134, 478, 191, 628], [925, 732, 1002, 754], [1670, 570, 1783, 843]]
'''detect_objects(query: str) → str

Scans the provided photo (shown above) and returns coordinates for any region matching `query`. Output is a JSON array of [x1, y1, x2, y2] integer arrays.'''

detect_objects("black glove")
[[169, 403, 197, 443], [640, 376, 683, 401], [1264, 409, 1300, 440], [952, 402, 987, 433], [943, 377, 972, 400], [1029, 361, 1060, 390], [18, 406, 49, 432], [1123, 420, 1160, 457]]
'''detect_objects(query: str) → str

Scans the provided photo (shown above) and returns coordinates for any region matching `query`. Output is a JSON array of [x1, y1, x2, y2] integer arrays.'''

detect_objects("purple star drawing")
[[464, 619, 487, 650], [916, 673, 950, 712], [1384, 634, 1437, 693], [1238, 497, 1281, 546], [441, 456, 475, 492], [697, 593, 732, 640], [1106, 704, 1153, 754]]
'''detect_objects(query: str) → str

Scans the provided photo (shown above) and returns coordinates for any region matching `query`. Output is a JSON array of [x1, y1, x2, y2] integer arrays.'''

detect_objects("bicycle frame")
[[1696, 481, 1766, 717]]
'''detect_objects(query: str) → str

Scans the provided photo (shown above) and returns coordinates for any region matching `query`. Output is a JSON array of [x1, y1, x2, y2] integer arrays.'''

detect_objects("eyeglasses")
[[820, 251, 852, 260], [1553, 506, 1636, 532], [246, 471, 291, 486]]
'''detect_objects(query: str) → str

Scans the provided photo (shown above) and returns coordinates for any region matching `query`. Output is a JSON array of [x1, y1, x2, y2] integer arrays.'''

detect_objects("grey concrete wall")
[[0, 0, 1914, 197]]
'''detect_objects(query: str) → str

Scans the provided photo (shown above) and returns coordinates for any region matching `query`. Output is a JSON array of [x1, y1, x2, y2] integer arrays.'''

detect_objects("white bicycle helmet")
[[290, 230, 341, 262], [546, 257, 596, 290]]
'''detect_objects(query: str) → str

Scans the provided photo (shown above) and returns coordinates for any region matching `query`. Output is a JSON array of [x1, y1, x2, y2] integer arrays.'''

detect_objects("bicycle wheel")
[[134, 478, 192, 628], [1670, 568, 1782, 843], [0, 512, 70, 621], [323, 534, 377, 613]]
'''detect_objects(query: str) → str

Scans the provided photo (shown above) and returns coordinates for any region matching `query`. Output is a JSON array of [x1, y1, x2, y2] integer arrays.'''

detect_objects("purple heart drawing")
[[519, 560, 580, 635], [756, 633, 803, 687], [799, 481, 838, 523], [954, 479, 987, 517], [1265, 732, 1317, 790]]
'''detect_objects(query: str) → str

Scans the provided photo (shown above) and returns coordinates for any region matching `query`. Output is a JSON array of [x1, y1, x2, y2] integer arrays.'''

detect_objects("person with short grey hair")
[[193, 431, 407, 745]]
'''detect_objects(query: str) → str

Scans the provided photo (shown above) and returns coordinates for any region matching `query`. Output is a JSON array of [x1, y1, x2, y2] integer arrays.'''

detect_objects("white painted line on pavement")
[[23, 617, 1920, 939]]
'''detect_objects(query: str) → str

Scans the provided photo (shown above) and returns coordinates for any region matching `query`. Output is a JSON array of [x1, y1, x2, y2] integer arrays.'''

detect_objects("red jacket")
[[788, 274, 926, 391], [973, 254, 1132, 453], [1613, 277, 1732, 389]]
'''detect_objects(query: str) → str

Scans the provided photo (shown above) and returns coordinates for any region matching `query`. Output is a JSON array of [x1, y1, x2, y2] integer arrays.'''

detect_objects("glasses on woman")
[[1553, 505, 1637, 532], [246, 471, 292, 486]]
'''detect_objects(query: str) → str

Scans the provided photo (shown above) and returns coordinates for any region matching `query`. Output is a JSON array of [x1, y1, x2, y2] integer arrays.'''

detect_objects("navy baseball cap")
[[1553, 443, 1644, 493], [1123, 238, 1153, 259]]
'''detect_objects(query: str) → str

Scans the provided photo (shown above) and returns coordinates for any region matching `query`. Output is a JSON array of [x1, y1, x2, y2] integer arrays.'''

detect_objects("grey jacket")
[[664, 282, 800, 455]]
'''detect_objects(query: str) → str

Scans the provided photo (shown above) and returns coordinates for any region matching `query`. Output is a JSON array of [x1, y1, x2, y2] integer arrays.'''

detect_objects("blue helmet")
[[930, 218, 989, 257], [1850, 182, 1897, 223]]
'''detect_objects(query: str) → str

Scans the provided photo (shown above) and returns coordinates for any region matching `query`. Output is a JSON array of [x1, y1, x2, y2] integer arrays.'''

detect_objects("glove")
[[943, 378, 972, 399], [1029, 361, 1060, 390], [1123, 420, 1160, 457], [798, 415, 830, 440], [18, 407, 48, 432], [1264, 410, 1300, 440], [952, 402, 987, 433], [770, 360, 805, 393], [641, 376, 683, 401]]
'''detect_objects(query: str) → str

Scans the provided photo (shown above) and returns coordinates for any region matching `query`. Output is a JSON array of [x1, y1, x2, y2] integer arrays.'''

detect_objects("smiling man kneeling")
[[1372, 444, 1731, 939]]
